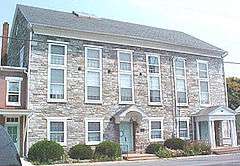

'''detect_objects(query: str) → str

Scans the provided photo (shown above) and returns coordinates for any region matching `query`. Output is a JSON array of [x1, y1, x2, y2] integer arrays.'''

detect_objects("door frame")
[[5, 116, 20, 152], [119, 121, 134, 152]]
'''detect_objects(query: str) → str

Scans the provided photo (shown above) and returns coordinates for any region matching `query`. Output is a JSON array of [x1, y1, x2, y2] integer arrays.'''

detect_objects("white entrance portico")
[[192, 106, 237, 148]]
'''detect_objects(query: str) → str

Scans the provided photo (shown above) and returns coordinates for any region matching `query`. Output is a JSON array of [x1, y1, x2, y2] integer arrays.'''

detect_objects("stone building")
[[0, 5, 238, 156]]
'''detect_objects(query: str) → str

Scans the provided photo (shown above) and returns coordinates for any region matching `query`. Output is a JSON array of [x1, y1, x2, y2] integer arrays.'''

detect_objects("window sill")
[[149, 138, 164, 142], [179, 137, 190, 140], [85, 100, 103, 105], [86, 141, 102, 145], [200, 104, 211, 107], [6, 102, 21, 107], [148, 102, 163, 106], [119, 101, 135, 105], [47, 99, 67, 103], [176, 103, 189, 107]]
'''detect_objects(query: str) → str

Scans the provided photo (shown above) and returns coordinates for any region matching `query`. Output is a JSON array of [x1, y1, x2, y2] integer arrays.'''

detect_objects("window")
[[85, 118, 103, 145], [47, 118, 67, 145], [149, 118, 164, 141], [222, 120, 230, 138], [118, 50, 134, 104], [85, 47, 102, 103], [6, 77, 22, 106], [198, 61, 210, 105], [147, 54, 161, 104], [176, 117, 190, 139], [174, 58, 187, 105], [48, 43, 67, 102], [19, 46, 24, 67]]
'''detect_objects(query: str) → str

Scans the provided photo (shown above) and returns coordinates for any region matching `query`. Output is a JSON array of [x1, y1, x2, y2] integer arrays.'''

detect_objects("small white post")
[[196, 121, 200, 140], [230, 120, 237, 147]]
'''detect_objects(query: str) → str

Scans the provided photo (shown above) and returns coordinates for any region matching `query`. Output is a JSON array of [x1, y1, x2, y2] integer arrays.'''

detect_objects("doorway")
[[119, 121, 134, 153]]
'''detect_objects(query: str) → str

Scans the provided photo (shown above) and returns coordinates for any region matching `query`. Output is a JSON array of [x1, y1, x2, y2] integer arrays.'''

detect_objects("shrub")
[[94, 141, 121, 161], [145, 143, 164, 154], [28, 140, 64, 164], [184, 141, 211, 156], [156, 146, 172, 158], [68, 144, 93, 160], [164, 138, 186, 150]]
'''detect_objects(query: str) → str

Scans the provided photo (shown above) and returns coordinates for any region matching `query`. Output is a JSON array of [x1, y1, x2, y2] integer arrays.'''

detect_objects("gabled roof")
[[193, 105, 236, 116], [16, 4, 225, 54]]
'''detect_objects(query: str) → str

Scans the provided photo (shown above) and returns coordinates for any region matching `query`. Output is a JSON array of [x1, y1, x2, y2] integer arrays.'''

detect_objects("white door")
[[5, 123, 20, 152]]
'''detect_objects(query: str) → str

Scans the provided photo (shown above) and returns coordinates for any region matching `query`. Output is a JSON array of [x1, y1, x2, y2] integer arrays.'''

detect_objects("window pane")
[[179, 130, 188, 138], [51, 54, 64, 65], [50, 133, 64, 142], [179, 121, 187, 128], [149, 77, 160, 90], [151, 121, 161, 129], [148, 56, 159, 65], [87, 86, 100, 100], [175, 68, 184, 76], [201, 92, 209, 104], [121, 88, 132, 101], [176, 79, 186, 92], [150, 90, 161, 102], [120, 74, 132, 88], [51, 69, 64, 83], [88, 122, 100, 131], [200, 81, 208, 92], [50, 84, 64, 99], [199, 63, 207, 71], [149, 66, 159, 73], [9, 82, 19, 92], [87, 71, 100, 86], [88, 132, 100, 141], [199, 71, 208, 78], [87, 49, 100, 59], [175, 60, 184, 68], [87, 59, 100, 68], [51, 45, 65, 55], [8, 95, 19, 102], [50, 122, 64, 132], [119, 52, 131, 62], [177, 92, 187, 103], [120, 62, 131, 71], [151, 130, 161, 139]]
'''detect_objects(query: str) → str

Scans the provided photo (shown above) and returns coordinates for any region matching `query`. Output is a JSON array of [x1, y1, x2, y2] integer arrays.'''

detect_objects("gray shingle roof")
[[193, 105, 235, 116], [17, 4, 224, 52]]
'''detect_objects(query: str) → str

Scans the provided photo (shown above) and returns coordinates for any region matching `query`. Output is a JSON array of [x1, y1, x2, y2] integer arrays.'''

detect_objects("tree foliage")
[[226, 77, 240, 110]]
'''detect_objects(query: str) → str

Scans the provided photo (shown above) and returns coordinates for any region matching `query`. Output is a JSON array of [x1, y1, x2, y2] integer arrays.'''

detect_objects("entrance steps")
[[212, 146, 240, 155], [122, 153, 158, 161]]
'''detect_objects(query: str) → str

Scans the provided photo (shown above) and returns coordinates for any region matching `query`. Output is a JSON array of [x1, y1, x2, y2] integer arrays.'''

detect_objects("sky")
[[1, 0, 240, 77]]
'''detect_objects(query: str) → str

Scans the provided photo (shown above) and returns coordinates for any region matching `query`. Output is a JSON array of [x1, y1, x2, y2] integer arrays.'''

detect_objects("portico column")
[[208, 120, 216, 148], [196, 121, 200, 140], [230, 120, 237, 147]]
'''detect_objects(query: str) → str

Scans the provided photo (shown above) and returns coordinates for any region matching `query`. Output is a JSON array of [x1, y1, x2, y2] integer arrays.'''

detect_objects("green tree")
[[226, 77, 240, 110]]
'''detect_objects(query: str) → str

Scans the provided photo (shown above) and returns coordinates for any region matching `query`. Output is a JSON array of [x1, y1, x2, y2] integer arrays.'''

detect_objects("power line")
[[224, 62, 240, 65]]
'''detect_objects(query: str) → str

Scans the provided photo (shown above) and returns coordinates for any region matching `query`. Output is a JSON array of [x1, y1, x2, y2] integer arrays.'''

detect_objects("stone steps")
[[212, 146, 240, 155], [122, 153, 158, 161]]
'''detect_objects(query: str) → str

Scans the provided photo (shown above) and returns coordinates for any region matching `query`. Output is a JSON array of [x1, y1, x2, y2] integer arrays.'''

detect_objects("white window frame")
[[118, 50, 134, 104], [6, 77, 23, 106], [19, 46, 24, 67], [147, 53, 162, 105], [176, 117, 190, 140], [174, 57, 188, 106], [149, 117, 164, 142], [84, 46, 103, 104], [47, 42, 67, 102], [47, 117, 68, 146], [85, 118, 104, 145], [197, 60, 210, 106]]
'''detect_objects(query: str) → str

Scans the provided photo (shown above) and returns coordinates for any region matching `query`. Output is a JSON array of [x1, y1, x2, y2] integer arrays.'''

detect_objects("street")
[[76, 153, 240, 166]]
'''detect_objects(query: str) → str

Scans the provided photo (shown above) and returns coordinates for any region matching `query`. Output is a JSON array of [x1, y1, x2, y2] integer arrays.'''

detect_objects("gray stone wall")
[[27, 33, 226, 151]]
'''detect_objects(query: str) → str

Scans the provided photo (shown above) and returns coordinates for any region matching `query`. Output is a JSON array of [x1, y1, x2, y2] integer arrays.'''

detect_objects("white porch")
[[193, 106, 237, 148]]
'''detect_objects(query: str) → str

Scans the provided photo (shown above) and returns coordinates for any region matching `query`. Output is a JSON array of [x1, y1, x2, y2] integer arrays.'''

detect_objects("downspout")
[[170, 56, 177, 138]]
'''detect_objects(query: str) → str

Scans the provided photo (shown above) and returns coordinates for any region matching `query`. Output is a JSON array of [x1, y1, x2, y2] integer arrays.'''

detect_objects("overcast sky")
[[1, 0, 240, 76]]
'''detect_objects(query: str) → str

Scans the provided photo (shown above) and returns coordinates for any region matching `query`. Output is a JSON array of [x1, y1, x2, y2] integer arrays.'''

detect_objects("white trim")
[[146, 53, 162, 105], [83, 44, 103, 48], [47, 42, 68, 102], [85, 118, 104, 145], [47, 40, 69, 45], [174, 57, 188, 106], [197, 60, 210, 106], [148, 117, 164, 142], [176, 117, 190, 140], [47, 117, 67, 146], [33, 24, 225, 58], [117, 50, 135, 104], [84, 46, 103, 104], [6, 78, 22, 106]]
